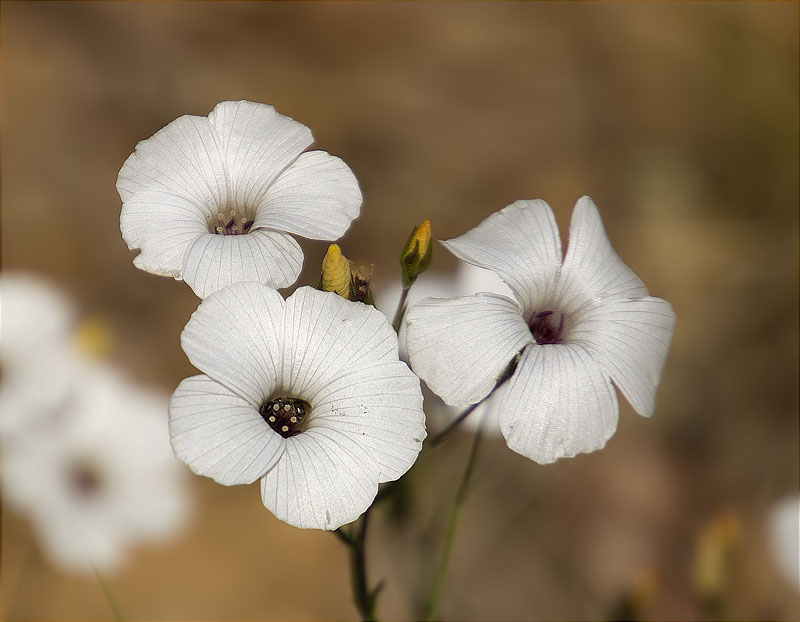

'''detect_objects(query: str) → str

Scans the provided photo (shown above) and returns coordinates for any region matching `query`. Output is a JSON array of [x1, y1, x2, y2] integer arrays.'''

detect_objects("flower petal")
[[181, 282, 286, 405], [120, 190, 208, 277], [405, 293, 532, 406], [207, 101, 313, 211], [497, 343, 619, 464], [280, 287, 401, 397], [554, 196, 648, 312], [116, 113, 227, 212], [254, 151, 362, 240], [181, 229, 303, 298], [441, 200, 562, 313], [260, 426, 380, 530], [310, 360, 426, 483], [567, 296, 676, 417], [169, 375, 284, 485]]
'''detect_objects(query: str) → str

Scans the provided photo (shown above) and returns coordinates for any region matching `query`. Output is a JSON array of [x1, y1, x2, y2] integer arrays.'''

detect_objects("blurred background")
[[2, 1, 798, 620]]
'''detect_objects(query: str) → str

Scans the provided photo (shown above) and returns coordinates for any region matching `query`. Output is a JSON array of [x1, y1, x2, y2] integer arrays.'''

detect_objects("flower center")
[[527, 310, 565, 345], [68, 460, 104, 498], [213, 209, 255, 236], [259, 397, 309, 438]]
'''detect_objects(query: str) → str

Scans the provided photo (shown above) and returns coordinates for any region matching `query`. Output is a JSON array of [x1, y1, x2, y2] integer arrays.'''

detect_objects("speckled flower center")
[[212, 209, 255, 236], [527, 310, 565, 345], [259, 397, 310, 438]]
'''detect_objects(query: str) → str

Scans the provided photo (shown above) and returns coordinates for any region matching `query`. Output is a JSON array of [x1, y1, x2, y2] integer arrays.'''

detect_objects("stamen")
[[211, 210, 256, 236]]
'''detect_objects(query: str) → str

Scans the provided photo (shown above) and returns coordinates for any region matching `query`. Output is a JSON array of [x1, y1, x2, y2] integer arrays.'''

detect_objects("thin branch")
[[336, 509, 380, 621], [424, 410, 488, 621], [93, 566, 124, 622], [392, 286, 411, 333]]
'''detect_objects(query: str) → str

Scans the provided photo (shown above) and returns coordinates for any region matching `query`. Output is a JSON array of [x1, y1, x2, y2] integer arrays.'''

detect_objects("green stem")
[[392, 286, 411, 333], [93, 566, 123, 621], [338, 509, 381, 621], [428, 350, 520, 447], [428, 400, 483, 447], [424, 412, 487, 621]]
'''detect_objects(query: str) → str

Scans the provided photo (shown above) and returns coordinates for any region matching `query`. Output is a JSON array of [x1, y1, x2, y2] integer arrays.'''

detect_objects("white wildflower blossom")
[[406, 196, 676, 464], [169, 283, 426, 530], [118, 100, 362, 298], [2, 363, 190, 573]]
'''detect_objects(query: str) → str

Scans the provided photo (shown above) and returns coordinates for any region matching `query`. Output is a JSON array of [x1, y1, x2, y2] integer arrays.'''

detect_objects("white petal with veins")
[[497, 344, 619, 464]]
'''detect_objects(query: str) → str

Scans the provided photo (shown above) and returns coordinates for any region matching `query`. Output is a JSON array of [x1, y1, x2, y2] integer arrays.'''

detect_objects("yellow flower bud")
[[320, 244, 352, 299], [400, 219, 433, 287]]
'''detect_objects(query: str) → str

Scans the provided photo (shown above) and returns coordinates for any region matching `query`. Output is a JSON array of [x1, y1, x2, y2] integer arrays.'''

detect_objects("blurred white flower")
[[767, 494, 800, 588], [118, 100, 362, 298], [1, 273, 78, 440], [406, 197, 676, 464], [170, 283, 425, 530], [3, 363, 190, 573]]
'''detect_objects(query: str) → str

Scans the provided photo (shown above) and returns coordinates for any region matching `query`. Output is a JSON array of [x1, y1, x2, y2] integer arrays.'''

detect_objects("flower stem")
[[428, 349, 522, 446], [424, 411, 487, 621], [392, 286, 411, 333], [337, 508, 382, 621], [93, 566, 123, 621], [428, 399, 483, 447]]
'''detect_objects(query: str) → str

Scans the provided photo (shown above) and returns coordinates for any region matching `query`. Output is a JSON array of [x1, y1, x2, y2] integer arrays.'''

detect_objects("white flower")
[[1, 272, 78, 441], [169, 283, 426, 530], [406, 196, 676, 464], [766, 494, 800, 588], [2, 363, 190, 573], [118, 100, 362, 298], [373, 263, 511, 436]]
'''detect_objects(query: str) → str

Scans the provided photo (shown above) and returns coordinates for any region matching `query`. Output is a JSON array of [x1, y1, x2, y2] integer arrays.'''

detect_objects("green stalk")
[[423, 411, 487, 621], [337, 509, 381, 621], [93, 566, 123, 621], [392, 286, 411, 333]]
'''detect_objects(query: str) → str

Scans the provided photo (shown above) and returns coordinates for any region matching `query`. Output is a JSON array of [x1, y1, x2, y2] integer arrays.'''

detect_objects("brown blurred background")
[[2, 1, 798, 620]]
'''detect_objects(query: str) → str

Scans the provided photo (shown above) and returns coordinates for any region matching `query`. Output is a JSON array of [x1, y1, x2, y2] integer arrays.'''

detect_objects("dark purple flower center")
[[259, 397, 309, 438], [527, 310, 565, 345]]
